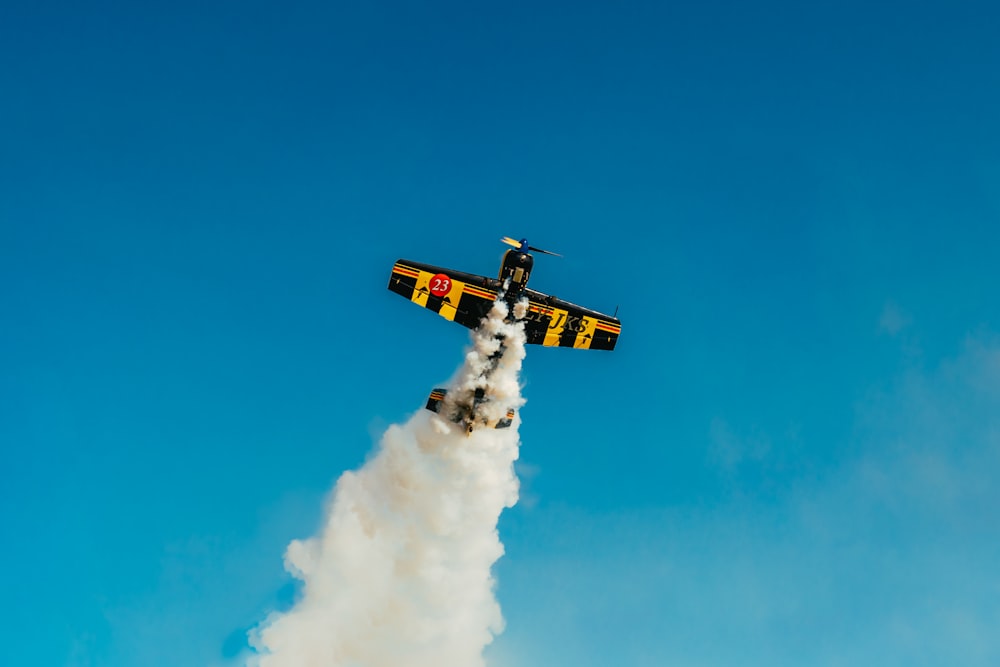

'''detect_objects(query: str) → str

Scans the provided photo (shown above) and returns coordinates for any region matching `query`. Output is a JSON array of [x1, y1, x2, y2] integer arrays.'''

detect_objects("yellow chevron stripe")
[[573, 316, 598, 349], [543, 307, 570, 346], [435, 278, 465, 321], [410, 269, 431, 307]]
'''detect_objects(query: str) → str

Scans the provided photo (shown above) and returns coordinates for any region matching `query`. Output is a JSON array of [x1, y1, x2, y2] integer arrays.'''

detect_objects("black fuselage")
[[498, 250, 533, 299]]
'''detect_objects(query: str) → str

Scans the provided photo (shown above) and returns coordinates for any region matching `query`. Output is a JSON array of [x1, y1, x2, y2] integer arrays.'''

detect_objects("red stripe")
[[394, 266, 420, 278], [465, 287, 495, 299]]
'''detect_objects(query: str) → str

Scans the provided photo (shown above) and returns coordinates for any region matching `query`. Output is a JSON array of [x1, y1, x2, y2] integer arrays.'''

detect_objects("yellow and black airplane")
[[388, 236, 621, 434], [387, 236, 622, 351]]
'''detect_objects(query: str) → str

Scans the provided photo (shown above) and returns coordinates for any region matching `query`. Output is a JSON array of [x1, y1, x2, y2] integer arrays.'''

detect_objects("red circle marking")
[[429, 273, 452, 297]]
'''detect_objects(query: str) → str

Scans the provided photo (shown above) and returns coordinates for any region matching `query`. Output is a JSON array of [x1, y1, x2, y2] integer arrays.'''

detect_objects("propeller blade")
[[527, 245, 562, 257], [500, 236, 562, 256]]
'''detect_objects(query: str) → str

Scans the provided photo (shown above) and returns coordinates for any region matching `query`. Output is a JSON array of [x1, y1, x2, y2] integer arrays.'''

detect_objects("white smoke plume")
[[249, 300, 526, 667]]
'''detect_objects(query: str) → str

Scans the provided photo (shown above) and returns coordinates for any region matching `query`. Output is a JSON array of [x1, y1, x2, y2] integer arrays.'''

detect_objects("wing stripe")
[[573, 316, 599, 349], [393, 264, 421, 279], [464, 285, 496, 300], [434, 278, 468, 322], [542, 307, 569, 347], [594, 321, 621, 334]]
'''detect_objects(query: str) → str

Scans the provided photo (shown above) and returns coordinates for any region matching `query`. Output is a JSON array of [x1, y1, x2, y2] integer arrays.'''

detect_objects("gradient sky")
[[3, 1, 999, 665]]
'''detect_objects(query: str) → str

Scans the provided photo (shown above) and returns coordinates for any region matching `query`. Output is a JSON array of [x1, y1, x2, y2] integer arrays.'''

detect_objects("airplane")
[[387, 236, 622, 350], [387, 236, 621, 434]]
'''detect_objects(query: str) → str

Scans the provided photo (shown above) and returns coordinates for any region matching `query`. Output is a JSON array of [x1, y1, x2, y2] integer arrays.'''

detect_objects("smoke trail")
[[249, 300, 526, 667]]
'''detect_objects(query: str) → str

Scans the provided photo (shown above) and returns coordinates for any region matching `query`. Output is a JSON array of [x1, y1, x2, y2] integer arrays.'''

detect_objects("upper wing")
[[388, 259, 499, 330], [520, 288, 621, 350]]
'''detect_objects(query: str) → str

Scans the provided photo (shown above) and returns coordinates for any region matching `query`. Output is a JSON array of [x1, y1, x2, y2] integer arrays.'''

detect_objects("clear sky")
[[2, 0, 999, 665]]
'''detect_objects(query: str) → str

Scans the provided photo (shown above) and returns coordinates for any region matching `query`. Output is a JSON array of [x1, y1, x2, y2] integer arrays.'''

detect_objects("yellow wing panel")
[[573, 316, 599, 349]]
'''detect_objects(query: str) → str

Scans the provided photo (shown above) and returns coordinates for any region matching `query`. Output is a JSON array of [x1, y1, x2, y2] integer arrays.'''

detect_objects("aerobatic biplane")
[[388, 236, 621, 433]]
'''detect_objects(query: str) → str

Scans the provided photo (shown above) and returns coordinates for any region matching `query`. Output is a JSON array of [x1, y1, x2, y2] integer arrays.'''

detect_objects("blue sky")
[[2, 1, 999, 664]]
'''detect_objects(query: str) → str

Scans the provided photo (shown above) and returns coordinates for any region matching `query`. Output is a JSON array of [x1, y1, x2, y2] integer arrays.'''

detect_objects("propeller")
[[500, 236, 562, 257]]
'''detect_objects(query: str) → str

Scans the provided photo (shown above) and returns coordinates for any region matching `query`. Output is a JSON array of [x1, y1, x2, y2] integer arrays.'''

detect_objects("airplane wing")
[[520, 288, 621, 350], [388, 259, 499, 330], [388, 259, 622, 350]]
